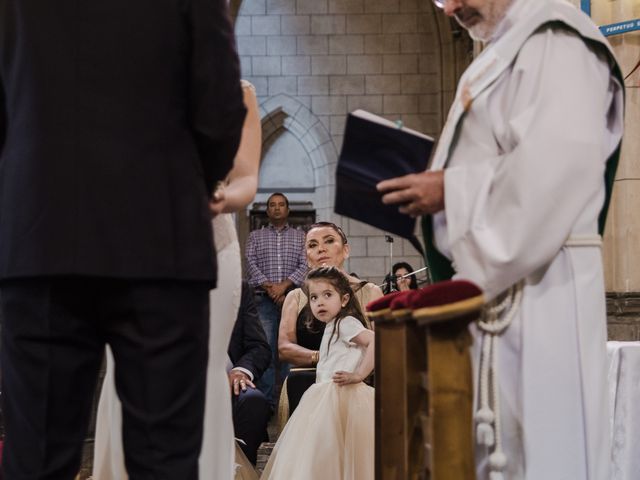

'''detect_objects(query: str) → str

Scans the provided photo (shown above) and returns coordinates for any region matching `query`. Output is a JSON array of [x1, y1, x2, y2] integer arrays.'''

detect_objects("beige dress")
[[262, 316, 374, 480]]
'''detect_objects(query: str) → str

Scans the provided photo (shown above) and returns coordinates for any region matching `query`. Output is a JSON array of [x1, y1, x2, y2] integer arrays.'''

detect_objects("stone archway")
[[257, 93, 337, 218]]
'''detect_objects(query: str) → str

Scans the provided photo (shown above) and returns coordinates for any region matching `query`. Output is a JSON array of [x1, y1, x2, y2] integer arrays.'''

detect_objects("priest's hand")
[[377, 170, 445, 217]]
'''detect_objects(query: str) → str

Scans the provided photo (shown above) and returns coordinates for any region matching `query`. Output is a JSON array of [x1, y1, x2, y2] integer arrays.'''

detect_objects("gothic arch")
[[258, 94, 336, 213]]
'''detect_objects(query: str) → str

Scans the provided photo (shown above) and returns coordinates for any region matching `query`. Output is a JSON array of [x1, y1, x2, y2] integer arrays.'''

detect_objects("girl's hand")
[[333, 370, 362, 386]]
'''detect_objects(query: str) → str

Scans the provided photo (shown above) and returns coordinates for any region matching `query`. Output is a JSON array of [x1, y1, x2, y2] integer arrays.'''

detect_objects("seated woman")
[[277, 222, 383, 425], [383, 261, 420, 293]]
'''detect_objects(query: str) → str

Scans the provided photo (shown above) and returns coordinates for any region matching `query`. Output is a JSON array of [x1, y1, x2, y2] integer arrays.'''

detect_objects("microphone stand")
[[378, 266, 432, 289], [384, 235, 395, 294]]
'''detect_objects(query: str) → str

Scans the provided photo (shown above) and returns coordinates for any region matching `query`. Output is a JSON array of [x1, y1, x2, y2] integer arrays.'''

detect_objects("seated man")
[[228, 281, 272, 465]]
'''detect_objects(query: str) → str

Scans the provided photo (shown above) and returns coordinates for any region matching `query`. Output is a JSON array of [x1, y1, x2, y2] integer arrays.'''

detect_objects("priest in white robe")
[[378, 0, 625, 479]]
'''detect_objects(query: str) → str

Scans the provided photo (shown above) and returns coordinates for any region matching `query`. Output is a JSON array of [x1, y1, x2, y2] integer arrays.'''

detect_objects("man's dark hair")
[[267, 192, 289, 208]]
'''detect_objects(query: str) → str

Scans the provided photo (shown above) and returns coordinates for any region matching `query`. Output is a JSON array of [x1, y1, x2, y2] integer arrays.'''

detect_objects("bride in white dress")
[[92, 80, 261, 480]]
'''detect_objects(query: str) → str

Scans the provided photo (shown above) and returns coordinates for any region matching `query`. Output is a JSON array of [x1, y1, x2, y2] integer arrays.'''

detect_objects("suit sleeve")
[[0, 81, 6, 154], [233, 283, 272, 380], [187, 0, 247, 194]]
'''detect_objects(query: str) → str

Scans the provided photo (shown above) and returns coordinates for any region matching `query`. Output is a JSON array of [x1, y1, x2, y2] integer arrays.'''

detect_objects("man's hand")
[[261, 282, 274, 297], [332, 370, 362, 386], [377, 170, 445, 217], [228, 370, 255, 396], [269, 280, 292, 300]]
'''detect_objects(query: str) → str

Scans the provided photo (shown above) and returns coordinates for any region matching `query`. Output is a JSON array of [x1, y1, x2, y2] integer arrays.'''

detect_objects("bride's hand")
[[209, 184, 226, 217]]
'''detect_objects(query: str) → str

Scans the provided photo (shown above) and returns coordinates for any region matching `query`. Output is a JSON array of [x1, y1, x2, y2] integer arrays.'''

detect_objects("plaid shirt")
[[245, 223, 307, 288]]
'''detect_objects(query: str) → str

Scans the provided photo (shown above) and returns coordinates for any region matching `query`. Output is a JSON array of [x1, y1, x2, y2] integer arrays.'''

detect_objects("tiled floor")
[[78, 415, 280, 479]]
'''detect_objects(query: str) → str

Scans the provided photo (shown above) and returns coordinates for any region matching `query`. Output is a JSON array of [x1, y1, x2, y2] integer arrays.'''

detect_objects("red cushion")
[[366, 290, 405, 312], [389, 290, 417, 310], [409, 280, 482, 309]]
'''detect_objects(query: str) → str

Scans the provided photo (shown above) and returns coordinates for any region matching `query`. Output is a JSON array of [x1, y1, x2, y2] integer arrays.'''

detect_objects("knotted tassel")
[[475, 407, 495, 446], [475, 283, 523, 480], [488, 450, 507, 480]]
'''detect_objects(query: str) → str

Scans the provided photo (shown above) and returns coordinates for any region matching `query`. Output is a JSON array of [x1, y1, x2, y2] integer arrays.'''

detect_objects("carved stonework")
[[606, 292, 640, 341]]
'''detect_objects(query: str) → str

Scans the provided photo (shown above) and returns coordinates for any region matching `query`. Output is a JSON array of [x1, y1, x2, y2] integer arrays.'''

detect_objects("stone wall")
[[233, 0, 472, 285]]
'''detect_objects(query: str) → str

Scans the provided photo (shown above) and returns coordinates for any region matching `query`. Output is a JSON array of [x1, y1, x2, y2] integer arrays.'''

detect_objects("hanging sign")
[[580, 1, 640, 37], [599, 18, 640, 36]]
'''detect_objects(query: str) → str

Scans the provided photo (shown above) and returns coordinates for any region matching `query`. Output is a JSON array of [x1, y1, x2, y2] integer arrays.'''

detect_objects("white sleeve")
[[444, 27, 622, 300], [339, 316, 367, 344]]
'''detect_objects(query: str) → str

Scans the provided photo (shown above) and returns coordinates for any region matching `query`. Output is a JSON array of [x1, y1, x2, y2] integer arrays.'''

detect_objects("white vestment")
[[429, 0, 624, 478]]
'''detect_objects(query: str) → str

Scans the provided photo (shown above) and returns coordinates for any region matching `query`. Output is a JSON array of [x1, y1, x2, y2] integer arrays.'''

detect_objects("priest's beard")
[[453, 0, 514, 42]]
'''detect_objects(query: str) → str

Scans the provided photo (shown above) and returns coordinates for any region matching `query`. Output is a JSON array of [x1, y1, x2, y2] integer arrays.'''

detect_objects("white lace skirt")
[[261, 382, 374, 480], [200, 215, 242, 479]]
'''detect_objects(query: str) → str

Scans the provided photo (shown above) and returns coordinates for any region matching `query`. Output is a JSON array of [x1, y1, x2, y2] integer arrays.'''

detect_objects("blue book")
[[335, 110, 434, 253]]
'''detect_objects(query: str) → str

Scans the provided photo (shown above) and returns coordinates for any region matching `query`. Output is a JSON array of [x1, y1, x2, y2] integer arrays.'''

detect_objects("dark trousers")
[[232, 388, 270, 465], [254, 294, 289, 407], [0, 277, 210, 480]]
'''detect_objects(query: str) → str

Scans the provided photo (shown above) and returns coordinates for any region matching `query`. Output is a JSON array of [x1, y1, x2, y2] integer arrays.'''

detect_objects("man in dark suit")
[[227, 282, 272, 465], [0, 1, 246, 479]]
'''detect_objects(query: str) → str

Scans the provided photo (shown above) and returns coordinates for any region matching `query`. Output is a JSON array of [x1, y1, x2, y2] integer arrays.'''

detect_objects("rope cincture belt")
[[473, 234, 601, 479], [563, 234, 603, 248], [474, 281, 522, 480]]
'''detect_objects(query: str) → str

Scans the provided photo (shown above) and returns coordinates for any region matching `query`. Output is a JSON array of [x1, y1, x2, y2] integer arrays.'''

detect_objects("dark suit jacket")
[[0, 0, 246, 282], [228, 282, 271, 381]]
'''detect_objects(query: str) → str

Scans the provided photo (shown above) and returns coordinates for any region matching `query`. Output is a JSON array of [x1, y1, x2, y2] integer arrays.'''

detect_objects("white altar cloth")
[[607, 341, 640, 480]]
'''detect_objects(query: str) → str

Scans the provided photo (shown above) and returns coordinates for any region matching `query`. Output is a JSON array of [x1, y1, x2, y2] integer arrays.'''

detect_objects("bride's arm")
[[278, 291, 317, 367], [210, 83, 261, 215]]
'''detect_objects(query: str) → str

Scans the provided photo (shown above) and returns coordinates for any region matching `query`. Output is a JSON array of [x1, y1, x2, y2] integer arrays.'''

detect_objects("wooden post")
[[375, 315, 429, 480], [374, 313, 477, 480], [424, 317, 476, 480]]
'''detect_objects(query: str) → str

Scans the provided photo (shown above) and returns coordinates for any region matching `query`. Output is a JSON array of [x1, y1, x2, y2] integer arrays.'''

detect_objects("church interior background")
[[25, 0, 637, 477], [231, 0, 640, 340]]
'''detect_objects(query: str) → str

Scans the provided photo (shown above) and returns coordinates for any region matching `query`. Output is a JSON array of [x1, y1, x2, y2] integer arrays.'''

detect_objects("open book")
[[335, 110, 434, 252]]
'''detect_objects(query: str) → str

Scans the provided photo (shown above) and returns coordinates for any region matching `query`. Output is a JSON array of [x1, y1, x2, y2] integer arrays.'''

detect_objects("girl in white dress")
[[261, 267, 375, 480], [93, 80, 261, 480]]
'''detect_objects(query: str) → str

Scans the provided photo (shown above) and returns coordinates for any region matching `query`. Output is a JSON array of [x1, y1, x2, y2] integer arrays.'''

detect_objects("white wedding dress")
[[93, 213, 242, 480]]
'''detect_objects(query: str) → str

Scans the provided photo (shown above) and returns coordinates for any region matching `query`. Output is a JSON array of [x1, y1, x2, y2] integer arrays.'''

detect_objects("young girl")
[[261, 266, 375, 480]]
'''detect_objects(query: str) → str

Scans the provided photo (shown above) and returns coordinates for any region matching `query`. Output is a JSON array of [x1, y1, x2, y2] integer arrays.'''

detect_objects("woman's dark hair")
[[305, 221, 348, 245], [302, 266, 369, 353], [392, 261, 418, 290]]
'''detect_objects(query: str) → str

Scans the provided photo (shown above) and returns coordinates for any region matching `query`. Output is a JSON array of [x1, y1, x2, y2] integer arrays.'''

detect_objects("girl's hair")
[[302, 266, 370, 353], [305, 221, 348, 245], [392, 261, 418, 290]]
